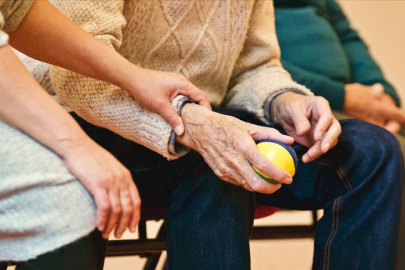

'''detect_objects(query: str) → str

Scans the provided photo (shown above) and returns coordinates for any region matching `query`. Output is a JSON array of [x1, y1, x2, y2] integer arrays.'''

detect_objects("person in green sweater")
[[274, 0, 405, 268], [274, 0, 405, 133]]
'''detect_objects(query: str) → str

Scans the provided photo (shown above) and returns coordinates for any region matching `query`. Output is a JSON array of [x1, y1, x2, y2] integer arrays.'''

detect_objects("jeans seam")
[[323, 196, 341, 270], [318, 158, 353, 191]]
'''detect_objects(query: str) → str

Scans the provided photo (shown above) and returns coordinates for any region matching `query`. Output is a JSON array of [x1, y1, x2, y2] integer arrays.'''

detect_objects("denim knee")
[[329, 119, 403, 191]]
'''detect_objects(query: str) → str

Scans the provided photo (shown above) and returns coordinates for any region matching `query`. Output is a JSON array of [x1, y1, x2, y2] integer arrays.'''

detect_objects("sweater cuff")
[[168, 98, 195, 156]]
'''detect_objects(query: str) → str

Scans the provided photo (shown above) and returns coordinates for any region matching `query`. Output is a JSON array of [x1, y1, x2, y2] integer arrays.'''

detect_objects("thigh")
[[15, 230, 107, 270], [0, 121, 97, 262], [70, 112, 207, 205], [257, 119, 403, 210]]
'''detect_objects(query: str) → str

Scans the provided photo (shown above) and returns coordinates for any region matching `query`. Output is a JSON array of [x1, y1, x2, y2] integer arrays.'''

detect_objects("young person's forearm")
[[0, 45, 91, 157], [8, 0, 139, 95]]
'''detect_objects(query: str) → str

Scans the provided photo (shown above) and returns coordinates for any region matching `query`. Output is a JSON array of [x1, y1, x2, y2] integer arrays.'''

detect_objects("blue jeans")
[[72, 113, 403, 270]]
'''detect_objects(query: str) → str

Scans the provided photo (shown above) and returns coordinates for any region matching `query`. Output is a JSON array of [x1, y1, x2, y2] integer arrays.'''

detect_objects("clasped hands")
[[176, 92, 341, 194], [344, 83, 405, 134]]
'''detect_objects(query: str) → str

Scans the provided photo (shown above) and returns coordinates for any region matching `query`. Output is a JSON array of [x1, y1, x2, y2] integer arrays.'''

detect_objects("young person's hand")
[[0, 46, 140, 240], [271, 92, 341, 163], [126, 68, 211, 136], [59, 137, 141, 239]]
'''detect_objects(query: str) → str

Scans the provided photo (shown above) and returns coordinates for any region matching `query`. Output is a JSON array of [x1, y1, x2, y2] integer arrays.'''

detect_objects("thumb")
[[178, 83, 212, 111], [157, 103, 185, 135], [370, 83, 384, 99], [291, 109, 311, 136]]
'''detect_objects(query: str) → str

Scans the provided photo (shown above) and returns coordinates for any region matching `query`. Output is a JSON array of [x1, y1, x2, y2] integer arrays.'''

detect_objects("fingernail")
[[98, 225, 104, 232], [323, 143, 330, 152], [174, 125, 184, 136], [316, 132, 323, 141]]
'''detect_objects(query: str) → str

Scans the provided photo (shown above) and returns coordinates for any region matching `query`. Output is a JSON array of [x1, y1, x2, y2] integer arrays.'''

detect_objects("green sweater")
[[274, 0, 400, 111]]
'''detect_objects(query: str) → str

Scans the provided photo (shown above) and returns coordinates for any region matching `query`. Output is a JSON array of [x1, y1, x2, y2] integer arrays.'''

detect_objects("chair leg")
[[143, 221, 167, 270], [0, 262, 9, 270]]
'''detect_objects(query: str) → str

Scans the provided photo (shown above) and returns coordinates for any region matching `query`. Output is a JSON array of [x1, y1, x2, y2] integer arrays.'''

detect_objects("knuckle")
[[133, 199, 141, 210], [154, 98, 167, 109], [123, 204, 133, 214], [99, 201, 111, 212], [111, 204, 122, 215], [249, 181, 260, 191]]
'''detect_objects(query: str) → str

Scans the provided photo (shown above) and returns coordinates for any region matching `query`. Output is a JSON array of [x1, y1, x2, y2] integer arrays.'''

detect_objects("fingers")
[[102, 189, 121, 239], [302, 118, 341, 163], [114, 189, 132, 239], [319, 118, 341, 152], [178, 82, 212, 111], [290, 108, 311, 136], [385, 120, 401, 134], [128, 183, 141, 233], [227, 156, 284, 194], [247, 147, 293, 185], [93, 190, 110, 233], [249, 124, 294, 145], [93, 173, 139, 239], [313, 112, 341, 151], [204, 138, 285, 194], [380, 104, 405, 125], [154, 100, 185, 135], [370, 83, 384, 99]]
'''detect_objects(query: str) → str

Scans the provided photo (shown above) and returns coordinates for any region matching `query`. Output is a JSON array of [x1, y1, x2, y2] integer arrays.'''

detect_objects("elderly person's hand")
[[344, 83, 405, 133], [271, 92, 342, 163], [176, 104, 294, 194]]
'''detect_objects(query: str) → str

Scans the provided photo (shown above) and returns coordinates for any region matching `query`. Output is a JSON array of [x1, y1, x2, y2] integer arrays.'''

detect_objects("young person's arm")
[[8, 0, 210, 136], [0, 45, 140, 239]]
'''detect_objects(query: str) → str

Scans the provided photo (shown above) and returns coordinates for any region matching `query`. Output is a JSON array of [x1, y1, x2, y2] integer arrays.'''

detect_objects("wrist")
[[115, 63, 144, 95], [271, 91, 301, 124], [50, 128, 93, 161], [175, 103, 211, 148]]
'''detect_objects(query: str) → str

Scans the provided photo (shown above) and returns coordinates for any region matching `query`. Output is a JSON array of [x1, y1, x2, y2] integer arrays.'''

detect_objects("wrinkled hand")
[[344, 83, 405, 133], [176, 103, 295, 194], [271, 92, 341, 163], [128, 68, 211, 136], [60, 138, 141, 239]]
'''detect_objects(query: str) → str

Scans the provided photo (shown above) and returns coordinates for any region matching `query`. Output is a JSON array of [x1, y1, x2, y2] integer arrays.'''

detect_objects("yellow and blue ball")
[[253, 140, 298, 185]]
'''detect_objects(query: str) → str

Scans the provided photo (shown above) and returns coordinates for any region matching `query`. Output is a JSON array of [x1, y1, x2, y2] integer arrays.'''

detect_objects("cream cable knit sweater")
[[23, 0, 313, 160]]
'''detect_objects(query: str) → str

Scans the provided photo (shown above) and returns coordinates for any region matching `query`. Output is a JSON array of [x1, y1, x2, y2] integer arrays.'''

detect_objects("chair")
[[106, 204, 318, 270]]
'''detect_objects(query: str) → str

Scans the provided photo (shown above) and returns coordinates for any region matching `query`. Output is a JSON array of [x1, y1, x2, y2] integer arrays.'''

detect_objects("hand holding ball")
[[253, 140, 298, 185]]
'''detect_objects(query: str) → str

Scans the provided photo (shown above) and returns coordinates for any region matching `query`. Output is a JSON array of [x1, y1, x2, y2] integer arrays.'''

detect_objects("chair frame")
[[106, 206, 318, 270]]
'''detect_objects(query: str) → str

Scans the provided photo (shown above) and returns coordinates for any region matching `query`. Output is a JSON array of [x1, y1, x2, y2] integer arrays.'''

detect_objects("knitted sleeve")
[[0, 0, 35, 47], [49, 0, 183, 160], [223, 0, 313, 123], [0, 0, 34, 33], [325, 0, 401, 107]]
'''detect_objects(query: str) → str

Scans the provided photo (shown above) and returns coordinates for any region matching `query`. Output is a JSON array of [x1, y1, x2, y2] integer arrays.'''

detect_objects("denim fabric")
[[71, 112, 403, 270], [257, 120, 403, 270], [14, 230, 107, 270]]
